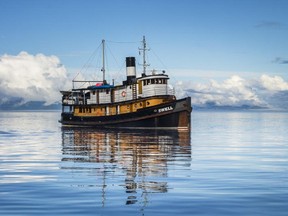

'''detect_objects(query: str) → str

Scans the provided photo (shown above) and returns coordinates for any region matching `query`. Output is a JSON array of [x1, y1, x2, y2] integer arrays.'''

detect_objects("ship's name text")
[[158, 106, 173, 113]]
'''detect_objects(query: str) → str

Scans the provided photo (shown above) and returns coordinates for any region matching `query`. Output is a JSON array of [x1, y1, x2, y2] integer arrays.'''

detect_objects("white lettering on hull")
[[158, 106, 173, 113]]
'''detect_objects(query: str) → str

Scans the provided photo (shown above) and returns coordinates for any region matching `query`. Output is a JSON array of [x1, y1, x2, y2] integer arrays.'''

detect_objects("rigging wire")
[[71, 39, 172, 88], [106, 40, 139, 44], [105, 42, 122, 84], [72, 40, 134, 87], [146, 43, 179, 95], [139, 41, 168, 74], [150, 48, 168, 72], [72, 42, 102, 88], [106, 42, 121, 69]]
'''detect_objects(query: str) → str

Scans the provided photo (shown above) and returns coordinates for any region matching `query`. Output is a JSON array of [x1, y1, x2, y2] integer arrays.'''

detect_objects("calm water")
[[0, 110, 287, 216]]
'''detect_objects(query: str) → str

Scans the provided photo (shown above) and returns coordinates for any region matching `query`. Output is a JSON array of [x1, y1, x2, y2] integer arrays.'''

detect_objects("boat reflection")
[[61, 128, 191, 205]]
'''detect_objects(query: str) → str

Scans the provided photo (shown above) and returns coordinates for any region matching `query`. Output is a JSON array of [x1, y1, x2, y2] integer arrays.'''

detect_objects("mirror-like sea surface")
[[0, 111, 287, 215]]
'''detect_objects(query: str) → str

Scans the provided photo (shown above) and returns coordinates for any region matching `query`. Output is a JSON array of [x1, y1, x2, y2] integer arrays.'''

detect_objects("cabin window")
[[79, 108, 82, 113], [147, 101, 150, 106], [151, 79, 155, 84], [106, 89, 109, 94], [93, 91, 96, 95]]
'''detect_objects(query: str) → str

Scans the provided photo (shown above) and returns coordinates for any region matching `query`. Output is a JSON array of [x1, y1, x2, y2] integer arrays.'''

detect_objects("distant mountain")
[[0, 99, 61, 110], [191, 101, 267, 110]]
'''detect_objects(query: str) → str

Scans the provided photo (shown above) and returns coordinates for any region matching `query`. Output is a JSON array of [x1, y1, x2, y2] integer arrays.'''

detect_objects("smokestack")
[[126, 57, 136, 84]]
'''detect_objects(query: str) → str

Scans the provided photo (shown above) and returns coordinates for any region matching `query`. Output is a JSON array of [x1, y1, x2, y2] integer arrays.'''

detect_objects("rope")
[[72, 42, 102, 82], [106, 40, 139, 44]]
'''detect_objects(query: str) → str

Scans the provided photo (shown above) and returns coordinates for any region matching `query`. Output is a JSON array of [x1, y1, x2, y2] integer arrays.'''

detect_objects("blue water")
[[0, 110, 287, 215]]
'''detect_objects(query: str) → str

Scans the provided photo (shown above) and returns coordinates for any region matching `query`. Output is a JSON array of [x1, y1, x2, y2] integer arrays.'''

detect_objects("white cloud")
[[1, 53, 288, 110], [175, 74, 288, 109], [260, 74, 288, 91], [0, 52, 70, 105]]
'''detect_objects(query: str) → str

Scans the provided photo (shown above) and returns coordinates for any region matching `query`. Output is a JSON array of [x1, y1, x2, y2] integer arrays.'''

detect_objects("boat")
[[59, 36, 192, 130]]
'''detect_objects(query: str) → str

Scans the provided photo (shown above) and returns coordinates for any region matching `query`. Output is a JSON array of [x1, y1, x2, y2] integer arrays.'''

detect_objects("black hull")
[[60, 97, 192, 130]]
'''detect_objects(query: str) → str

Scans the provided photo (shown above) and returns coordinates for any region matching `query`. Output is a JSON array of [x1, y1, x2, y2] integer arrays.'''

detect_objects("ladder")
[[132, 84, 137, 99]]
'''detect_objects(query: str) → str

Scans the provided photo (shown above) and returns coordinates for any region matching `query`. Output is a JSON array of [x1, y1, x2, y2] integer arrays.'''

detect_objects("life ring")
[[121, 91, 126, 97]]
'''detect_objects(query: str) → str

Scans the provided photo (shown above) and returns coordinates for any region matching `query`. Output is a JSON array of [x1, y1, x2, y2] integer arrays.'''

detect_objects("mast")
[[101, 39, 106, 82], [139, 36, 150, 75]]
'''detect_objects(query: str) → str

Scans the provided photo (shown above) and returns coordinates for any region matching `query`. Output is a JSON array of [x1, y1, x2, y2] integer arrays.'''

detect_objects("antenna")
[[139, 36, 150, 75], [101, 39, 106, 82]]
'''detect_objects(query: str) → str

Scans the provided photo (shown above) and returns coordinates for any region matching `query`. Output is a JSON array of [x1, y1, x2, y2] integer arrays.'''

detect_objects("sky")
[[1, 0, 288, 109]]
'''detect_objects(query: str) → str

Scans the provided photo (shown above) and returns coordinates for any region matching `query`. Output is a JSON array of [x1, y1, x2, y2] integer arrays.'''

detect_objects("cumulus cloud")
[[0, 52, 70, 105], [175, 75, 288, 110], [1, 53, 288, 110]]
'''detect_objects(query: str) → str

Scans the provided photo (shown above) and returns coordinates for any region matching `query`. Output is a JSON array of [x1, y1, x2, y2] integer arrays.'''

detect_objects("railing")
[[62, 84, 176, 106]]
